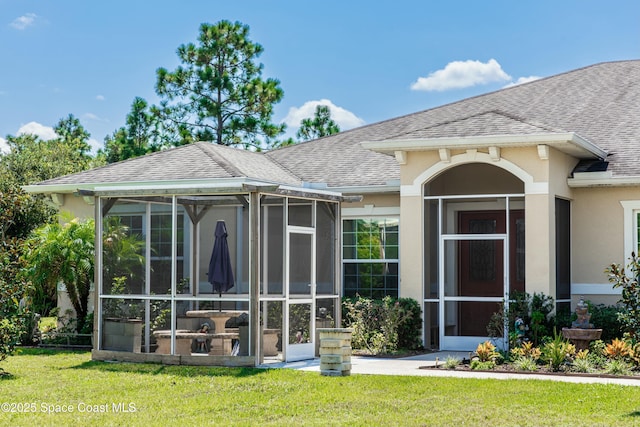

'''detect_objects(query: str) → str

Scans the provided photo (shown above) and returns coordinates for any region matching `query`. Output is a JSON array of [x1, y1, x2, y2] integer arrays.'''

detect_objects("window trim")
[[621, 200, 640, 262]]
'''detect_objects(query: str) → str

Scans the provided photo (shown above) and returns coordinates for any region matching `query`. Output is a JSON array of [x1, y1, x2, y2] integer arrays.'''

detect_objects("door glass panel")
[[289, 233, 312, 297], [469, 238, 497, 281], [458, 210, 505, 235]]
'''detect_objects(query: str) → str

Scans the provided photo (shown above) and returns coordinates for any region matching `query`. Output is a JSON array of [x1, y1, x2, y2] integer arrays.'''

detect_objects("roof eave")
[[23, 178, 271, 196], [568, 174, 640, 188], [24, 177, 356, 203], [361, 132, 607, 160], [326, 182, 401, 195]]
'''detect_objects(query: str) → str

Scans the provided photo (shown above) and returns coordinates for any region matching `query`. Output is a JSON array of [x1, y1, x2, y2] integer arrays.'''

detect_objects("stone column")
[[318, 328, 352, 376]]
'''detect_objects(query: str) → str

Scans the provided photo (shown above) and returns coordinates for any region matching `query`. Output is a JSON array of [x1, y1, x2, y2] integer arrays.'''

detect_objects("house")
[[25, 60, 640, 363]]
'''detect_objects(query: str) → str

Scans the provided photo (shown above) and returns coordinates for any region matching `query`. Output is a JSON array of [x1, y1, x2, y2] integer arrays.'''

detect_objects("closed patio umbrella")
[[208, 220, 235, 311]]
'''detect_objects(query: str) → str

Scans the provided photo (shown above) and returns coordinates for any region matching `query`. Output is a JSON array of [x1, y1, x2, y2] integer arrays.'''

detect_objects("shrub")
[[475, 341, 500, 362], [604, 338, 632, 360], [605, 253, 640, 340], [0, 277, 31, 374], [530, 293, 555, 345], [588, 340, 608, 369], [585, 303, 625, 341], [487, 291, 557, 347], [0, 238, 35, 349], [541, 331, 575, 372], [396, 298, 423, 350], [510, 341, 541, 362], [342, 296, 419, 355]]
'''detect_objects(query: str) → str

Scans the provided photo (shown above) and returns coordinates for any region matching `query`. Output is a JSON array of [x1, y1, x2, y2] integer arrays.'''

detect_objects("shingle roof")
[[389, 110, 564, 139], [268, 60, 640, 182], [35, 60, 640, 190], [37, 142, 302, 186]]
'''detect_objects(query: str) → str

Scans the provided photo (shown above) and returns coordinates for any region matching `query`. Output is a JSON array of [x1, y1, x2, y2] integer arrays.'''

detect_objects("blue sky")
[[1, 1, 639, 154]]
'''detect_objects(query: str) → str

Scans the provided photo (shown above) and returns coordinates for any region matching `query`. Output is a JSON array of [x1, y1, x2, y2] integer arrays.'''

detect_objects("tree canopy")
[[155, 20, 285, 150], [2, 115, 96, 185], [296, 105, 341, 141], [101, 97, 165, 163], [0, 114, 99, 316]]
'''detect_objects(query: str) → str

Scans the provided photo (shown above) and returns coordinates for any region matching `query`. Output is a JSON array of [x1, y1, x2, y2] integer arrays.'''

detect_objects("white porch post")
[[249, 190, 261, 366]]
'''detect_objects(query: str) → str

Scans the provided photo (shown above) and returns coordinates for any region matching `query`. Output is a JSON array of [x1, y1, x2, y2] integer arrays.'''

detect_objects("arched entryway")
[[423, 163, 525, 350]]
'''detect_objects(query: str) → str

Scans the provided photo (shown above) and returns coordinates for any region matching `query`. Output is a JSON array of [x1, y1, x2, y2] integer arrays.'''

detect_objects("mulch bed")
[[421, 362, 640, 380]]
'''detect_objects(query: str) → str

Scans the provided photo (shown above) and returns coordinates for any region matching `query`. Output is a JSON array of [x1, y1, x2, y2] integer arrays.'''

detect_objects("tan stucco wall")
[[572, 187, 627, 283], [548, 149, 575, 199], [571, 293, 620, 308], [398, 194, 423, 302], [57, 193, 96, 220], [525, 193, 553, 295]]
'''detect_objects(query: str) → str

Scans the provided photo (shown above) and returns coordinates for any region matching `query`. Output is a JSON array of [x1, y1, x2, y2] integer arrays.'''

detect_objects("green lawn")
[[1, 349, 639, 426]]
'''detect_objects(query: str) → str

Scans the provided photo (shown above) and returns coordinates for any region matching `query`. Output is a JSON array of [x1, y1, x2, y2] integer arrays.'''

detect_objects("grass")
[[1, 349, 640, 426]]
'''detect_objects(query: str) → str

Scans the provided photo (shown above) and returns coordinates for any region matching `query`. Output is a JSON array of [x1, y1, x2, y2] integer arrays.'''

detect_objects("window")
[[150, 213, 184, 293], [116, 212, 185, 294], [343, 218, 399, 298]]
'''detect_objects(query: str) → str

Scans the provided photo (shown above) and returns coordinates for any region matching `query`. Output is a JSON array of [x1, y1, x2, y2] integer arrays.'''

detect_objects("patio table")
[[185, 310, 246, 333]]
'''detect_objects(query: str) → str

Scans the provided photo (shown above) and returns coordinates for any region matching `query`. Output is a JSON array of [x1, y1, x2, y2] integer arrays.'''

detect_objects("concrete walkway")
[[259, 351, 640, 386]]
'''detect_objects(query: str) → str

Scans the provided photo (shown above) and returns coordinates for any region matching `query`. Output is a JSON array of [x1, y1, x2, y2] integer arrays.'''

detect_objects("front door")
[[440, 209, 524, 350]]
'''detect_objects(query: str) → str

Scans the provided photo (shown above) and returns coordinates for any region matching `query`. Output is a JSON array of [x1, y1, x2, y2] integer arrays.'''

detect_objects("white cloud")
[[0, 137, 9, 154], [88, 138, 102, 154], [411, 59, 512, 92], [10, 13, 37, 30], [13, 122, 101, 154], [283, 99, 365, 131], [503, 75, 542, 88], [96, 95, 105, 101], [17, 122, 59, 140]]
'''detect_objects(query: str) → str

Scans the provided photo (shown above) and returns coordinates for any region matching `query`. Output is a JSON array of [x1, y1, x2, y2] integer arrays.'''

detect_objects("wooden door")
[[457, 210, 524, 336]]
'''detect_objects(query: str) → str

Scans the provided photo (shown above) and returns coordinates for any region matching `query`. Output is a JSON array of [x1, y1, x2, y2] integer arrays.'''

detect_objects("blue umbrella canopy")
[[208, 220, 235, 295]]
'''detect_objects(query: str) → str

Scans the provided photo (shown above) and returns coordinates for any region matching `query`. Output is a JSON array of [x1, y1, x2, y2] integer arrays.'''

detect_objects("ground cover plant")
[[2, 349, 640, 426], [446, 337, 640, 379]]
